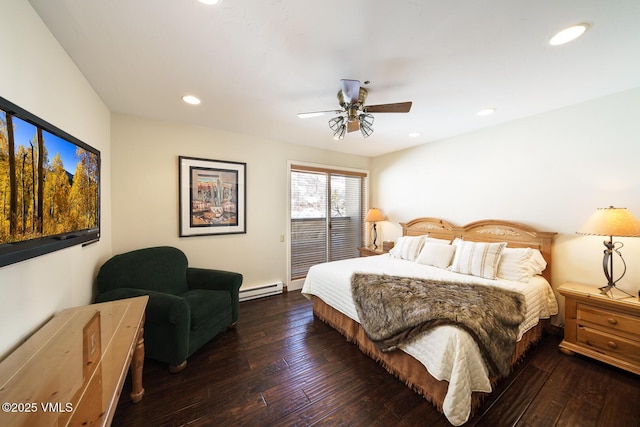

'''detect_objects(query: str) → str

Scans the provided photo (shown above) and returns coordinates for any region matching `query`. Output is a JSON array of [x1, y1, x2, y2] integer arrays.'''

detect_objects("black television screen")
[[0, 96, 100, 268]]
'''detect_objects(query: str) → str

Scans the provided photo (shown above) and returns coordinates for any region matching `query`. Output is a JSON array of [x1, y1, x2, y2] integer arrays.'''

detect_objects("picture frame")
[[179, 156, 246, 236]]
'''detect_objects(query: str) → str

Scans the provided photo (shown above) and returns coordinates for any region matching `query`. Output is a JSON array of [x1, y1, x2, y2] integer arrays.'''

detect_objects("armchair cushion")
[[181, 289, 231, 331], [187, 267, 242, 322]]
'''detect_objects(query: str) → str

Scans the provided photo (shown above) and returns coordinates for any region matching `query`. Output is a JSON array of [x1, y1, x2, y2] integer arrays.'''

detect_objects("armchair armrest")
[[95, 288, 191, 366], [187, 268, 242, 292], [95, 287, 150, 302], [186, 268, 243, 322], [95, 288, 190, 326]]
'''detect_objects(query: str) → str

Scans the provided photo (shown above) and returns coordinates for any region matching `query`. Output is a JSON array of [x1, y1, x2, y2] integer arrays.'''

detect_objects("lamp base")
[[599, 237, 631, 299], [371, 223, 378, 250], [598, 283, 634, 299]]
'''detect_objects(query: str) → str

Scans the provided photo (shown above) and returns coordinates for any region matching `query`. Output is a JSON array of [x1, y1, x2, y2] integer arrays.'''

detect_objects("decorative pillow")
[[497, 248, 547, 282], [389, 235, 426, 261], [450, 241, 507, 279], [415, 243, 457, 269]]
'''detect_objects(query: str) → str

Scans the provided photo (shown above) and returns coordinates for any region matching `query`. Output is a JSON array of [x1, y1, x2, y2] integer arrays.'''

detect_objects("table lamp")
[[577, 206, 640, 298], [365, 208, 385, 249]]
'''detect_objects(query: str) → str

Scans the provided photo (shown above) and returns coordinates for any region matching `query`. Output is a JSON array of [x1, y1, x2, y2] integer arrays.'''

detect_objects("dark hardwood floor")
[[113, 291, 640, 427]]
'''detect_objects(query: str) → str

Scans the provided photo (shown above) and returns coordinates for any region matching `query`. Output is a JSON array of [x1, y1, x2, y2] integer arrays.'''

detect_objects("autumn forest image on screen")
[[0, 108, 99, 245]]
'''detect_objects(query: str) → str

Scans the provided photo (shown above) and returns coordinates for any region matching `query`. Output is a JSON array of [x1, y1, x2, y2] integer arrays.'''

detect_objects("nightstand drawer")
[[577, 303, 640, 337], [577, 326, 640, 364]]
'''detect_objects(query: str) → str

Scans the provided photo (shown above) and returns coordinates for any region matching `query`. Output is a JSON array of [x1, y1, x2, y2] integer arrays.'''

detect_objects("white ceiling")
[[29, 0, 640, 157]]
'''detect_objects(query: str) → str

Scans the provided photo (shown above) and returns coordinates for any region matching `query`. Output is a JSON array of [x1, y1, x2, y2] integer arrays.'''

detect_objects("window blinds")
[[290, 165, 367, 280]]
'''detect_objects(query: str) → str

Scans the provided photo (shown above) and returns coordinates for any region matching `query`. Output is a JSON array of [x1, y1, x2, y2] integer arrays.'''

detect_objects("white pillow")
[[423, 236, 452, 245], [497, 247, 547, 283], [415, 243, 457, 269], [530, 249, 547, 273], [389, 235, 426, 261], [450, 241, 507, 279], [497, 247, 533, 282]]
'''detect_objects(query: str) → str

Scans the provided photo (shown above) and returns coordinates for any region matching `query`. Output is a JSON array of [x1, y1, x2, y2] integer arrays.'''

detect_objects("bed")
[[301, 218, 558, 426]]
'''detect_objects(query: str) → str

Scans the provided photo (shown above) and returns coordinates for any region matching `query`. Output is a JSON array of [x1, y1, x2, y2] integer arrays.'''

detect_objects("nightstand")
[[358, 246, 386, 257], [558, 281, 640, 375]]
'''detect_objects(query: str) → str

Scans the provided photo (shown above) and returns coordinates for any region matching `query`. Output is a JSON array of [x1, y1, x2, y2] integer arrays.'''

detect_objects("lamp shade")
[[577, 206, 640, 237], [365, 208, 385, 223]]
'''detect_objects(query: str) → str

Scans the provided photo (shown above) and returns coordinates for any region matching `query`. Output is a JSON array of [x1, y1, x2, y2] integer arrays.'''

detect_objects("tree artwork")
[[0, 109, 99, 245]]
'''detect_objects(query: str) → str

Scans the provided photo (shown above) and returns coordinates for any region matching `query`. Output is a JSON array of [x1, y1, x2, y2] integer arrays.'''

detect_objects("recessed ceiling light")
[[182, 95, 201, 105], [409, 132, 421, 138], [549, 23, 590, 46], [198, 0, 221, 5], [476, 108, 496, 116]]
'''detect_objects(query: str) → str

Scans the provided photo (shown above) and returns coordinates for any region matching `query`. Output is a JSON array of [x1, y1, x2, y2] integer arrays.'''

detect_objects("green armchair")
[[95, 246, 242, 372]]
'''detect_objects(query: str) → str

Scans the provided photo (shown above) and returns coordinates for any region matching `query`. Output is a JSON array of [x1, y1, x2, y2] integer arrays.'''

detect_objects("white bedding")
[[301, 254, 558, 426]]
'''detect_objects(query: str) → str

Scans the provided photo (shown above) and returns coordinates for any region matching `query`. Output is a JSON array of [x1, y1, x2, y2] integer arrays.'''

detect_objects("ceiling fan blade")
[[347, 120, 360, 132], [340, 79, 361, 104], [297, 109, 343, 119], [364, 101, 412, 113]]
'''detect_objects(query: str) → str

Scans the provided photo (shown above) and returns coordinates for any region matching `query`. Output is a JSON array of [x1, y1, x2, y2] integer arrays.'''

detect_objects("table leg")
[[130, 314, 145, 403]]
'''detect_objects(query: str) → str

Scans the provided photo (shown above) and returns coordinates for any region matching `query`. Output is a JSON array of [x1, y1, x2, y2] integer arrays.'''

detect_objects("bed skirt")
[[311, 295, 546, 416]]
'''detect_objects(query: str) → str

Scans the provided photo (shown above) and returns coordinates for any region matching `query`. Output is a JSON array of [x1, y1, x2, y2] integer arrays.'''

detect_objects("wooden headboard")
[[401, 217, 456, 240], [400, 218, 556, 283]]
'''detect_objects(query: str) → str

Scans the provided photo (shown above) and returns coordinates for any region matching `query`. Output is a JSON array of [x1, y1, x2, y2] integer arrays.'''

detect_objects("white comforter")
[[301, 254, 558, 426]]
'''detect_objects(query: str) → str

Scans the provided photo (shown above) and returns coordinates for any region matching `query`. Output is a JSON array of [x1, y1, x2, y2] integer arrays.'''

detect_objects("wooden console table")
[[0, 296, 148, 427]]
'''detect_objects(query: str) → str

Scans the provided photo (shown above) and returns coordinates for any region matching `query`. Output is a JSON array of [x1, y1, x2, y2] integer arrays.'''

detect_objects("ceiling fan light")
[[360, 113, 374, 127], [359, 113, 374, 138], [333, 124, 346, 140], [358, 115, 373, 138], [360, 125, 373, 138], [328, 116, 344, 131]]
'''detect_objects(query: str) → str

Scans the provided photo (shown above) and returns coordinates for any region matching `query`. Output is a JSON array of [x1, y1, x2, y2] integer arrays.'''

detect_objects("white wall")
[[372, 87, 640, 323], [110, 114, 371, 289], [0, 1, 112, 358]]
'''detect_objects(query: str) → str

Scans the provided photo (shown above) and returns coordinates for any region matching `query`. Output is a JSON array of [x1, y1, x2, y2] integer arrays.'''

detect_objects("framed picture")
[[179, 156, 246, 236]]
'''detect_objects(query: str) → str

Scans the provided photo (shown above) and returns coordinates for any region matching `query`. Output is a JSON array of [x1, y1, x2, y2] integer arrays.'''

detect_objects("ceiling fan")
[[297, 79, 412, 140]]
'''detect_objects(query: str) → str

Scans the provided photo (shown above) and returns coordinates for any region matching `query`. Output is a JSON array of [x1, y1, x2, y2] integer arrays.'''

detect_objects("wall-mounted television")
[[0, 96, 100, 268]]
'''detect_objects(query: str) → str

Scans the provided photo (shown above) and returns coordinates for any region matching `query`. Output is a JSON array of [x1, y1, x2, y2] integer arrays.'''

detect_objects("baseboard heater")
[[239, 281, 283, 302]]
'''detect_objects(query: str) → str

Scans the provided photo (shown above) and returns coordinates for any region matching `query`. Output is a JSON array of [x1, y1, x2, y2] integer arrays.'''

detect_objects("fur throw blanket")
[[351, 273, 526, 377]]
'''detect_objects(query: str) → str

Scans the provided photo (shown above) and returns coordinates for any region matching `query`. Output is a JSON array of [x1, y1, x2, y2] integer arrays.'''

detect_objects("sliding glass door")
[[290, 164, 367, 281]]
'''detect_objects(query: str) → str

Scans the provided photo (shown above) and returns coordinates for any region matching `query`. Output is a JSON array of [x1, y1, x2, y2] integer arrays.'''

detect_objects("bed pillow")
[[450, 241, 507, 279], [389, 235, 426, 261], [415, 243, 457, 269], [423, 236, 452, 245], [497, 247, 547, 282], [497, 247, 534, 282], [530, 249, 547, 274]]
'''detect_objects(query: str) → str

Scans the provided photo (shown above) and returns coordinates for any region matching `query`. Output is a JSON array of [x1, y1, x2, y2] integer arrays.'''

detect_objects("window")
[[289, 164, 367, 281]]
